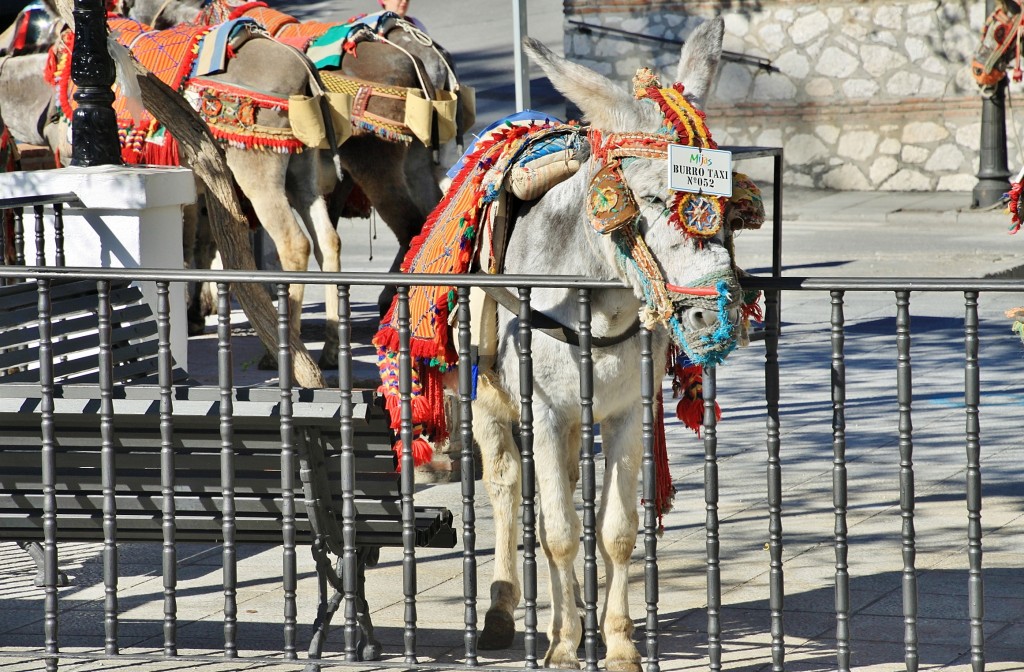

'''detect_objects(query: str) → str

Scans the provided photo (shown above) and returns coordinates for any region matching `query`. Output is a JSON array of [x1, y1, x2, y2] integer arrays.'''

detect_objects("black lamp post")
[[70, 0, 121, 167], [972, 0, 1012, 208]]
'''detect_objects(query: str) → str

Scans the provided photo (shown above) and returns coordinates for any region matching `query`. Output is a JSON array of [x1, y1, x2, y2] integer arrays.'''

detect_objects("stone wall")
[[563, 0, 1020, 191]]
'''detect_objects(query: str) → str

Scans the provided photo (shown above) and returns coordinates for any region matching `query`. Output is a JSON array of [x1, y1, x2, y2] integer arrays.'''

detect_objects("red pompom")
[[672, 364, 721, 435], [393, 437, 434, 471]]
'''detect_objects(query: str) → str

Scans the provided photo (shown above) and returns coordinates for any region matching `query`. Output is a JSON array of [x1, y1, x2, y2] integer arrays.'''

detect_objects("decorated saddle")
[[46, 15, 310, 165], [193, 0, 467, 148]]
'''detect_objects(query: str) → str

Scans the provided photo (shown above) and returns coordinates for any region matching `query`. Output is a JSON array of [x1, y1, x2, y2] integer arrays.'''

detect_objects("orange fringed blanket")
[[197, 0, 335, 43], [47, 17, 207, 165], [372, 120, 558, 467]]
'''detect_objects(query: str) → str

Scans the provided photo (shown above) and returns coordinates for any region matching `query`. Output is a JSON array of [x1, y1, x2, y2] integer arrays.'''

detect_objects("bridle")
[[580, 68, 740, 366]]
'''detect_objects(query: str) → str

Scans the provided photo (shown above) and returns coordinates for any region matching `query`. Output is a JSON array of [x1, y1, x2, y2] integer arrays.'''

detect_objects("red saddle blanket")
[[47, 17, 209, 165], [197, 1, 334, 45]]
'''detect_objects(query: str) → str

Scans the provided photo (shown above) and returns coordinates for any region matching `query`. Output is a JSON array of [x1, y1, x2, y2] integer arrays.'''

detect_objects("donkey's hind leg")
[[473, 377, 522, 651], [287, 149, 341, 369], [225, 148, 310, 341]]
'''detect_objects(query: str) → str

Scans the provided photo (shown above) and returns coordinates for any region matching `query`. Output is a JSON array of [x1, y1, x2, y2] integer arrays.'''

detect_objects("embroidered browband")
[[586, 67, 725, 239]]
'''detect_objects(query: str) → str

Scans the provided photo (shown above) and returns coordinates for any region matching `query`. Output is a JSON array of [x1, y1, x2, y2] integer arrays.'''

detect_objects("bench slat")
[[0, 507, 450, 546]]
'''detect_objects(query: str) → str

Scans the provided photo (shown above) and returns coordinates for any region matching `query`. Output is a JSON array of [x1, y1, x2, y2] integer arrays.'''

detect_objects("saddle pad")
[[373, 120, 566, 449], [185, 78, 305, 153], [48, 18, 203, 165], [110, 18, 209, 90], [192, 18, 259, 78]]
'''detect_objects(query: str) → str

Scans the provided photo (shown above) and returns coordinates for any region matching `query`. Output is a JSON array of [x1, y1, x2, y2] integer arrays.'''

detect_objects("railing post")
[[70, 0, 121, 167]]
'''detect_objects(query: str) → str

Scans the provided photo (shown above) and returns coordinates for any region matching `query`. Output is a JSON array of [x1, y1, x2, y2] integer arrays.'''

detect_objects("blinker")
[[588, 161, 640, 234]]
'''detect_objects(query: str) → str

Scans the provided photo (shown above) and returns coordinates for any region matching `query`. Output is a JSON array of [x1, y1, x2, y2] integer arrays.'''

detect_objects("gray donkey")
[[470, 20, 736, 670]]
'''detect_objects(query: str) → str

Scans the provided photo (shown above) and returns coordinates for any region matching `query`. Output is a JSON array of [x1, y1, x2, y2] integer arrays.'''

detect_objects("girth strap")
[[483, 286, 641, 348]]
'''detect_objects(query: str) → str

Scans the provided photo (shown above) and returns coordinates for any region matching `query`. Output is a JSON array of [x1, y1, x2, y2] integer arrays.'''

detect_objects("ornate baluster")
[[577, 289, 598, 672], [895, 290, 918, 672], [70, 0, 121, 167], [38, 279, 59, 672], [763, 287, 784, 670], [97, 280, 119, 655], [963, 291, 984, 671], [156, 280, 178, 656], [216, 281, 237, 657], [639, 326, 659, 672], [831, 290, 850, 672], [276, 284, 297, 659], [518, 287, 538, 668], [337, 284, 359, 662], [456, 285, 478, 665], [397, 286, 418, 664]]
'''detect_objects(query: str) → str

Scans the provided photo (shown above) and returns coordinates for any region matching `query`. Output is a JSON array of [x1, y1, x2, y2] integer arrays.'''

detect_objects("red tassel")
[[673, 364, 721, 436], [393, 437, 434, 471], [1008, 179, 1023, 233], [653, 392, 675, 528]]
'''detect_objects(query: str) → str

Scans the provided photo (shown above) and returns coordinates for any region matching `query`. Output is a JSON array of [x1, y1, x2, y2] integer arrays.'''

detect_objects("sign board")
[[667, 145, 733, 198]]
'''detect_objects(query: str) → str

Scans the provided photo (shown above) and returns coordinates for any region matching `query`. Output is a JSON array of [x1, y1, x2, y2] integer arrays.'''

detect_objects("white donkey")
[[473, 19, 733, 671]]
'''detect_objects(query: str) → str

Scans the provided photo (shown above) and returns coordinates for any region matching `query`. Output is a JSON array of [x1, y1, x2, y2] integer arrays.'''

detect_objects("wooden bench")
[[0, 276, 456, 661]]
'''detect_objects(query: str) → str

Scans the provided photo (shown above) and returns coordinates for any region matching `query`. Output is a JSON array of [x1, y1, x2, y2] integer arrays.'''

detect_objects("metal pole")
[[972, 0, 1011, 208], [70, 0, 121, 167], [513, 0, 531, 111]]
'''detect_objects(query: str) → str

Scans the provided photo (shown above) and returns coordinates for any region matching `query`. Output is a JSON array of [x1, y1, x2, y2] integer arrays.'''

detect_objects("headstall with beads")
[[585, 68, 738, 367]]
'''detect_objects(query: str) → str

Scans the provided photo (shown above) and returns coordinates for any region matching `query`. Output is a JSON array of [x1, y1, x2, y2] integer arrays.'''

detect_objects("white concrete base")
[[0, 165, 196, 372]]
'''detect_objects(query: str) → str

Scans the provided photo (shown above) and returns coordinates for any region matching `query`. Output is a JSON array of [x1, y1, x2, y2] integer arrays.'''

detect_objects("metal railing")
[[0, 261, 1021, 671]]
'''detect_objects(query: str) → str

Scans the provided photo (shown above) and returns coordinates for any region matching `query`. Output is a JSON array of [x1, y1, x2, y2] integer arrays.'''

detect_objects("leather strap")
[[483, 286, 640, 348]]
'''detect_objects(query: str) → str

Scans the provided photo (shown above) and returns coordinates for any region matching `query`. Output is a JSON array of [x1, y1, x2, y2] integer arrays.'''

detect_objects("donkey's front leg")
[[474, 381, 522, 650], [536, 416, 583, 669], [597, 410, 644, 672]]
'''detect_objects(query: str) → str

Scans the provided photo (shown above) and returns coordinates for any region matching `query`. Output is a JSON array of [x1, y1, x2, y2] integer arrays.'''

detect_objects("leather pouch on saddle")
[[289, 91, 353, 149], [405, 89, 459, 146]]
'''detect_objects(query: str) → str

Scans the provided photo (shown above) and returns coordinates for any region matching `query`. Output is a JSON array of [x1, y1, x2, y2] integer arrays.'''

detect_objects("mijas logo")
[[689, 152, 712, 167]]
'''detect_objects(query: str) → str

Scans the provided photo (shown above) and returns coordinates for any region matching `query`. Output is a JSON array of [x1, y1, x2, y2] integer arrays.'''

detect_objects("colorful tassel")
[[1007, 179, 1023, 234], [672, 362, 721, 436], [393, 436, 434, 471]]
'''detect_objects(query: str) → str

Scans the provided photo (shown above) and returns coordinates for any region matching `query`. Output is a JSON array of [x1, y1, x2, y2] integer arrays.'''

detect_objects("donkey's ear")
[[523, 37, 633, 128], [674, 17, 724, 108]]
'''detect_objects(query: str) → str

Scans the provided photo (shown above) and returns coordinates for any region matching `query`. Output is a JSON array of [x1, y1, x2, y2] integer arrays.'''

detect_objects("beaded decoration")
[[588, 68, 739, 366], [587, 68, 726, 240]]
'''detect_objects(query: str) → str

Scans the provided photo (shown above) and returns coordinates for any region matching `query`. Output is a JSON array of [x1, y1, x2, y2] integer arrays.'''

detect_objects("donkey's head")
[[525, 18, 741, 366]]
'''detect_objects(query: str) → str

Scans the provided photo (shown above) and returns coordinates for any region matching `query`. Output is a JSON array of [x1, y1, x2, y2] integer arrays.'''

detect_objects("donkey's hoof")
[[318, 349, 339, 371], [478, 610, 516, 650], [187, 320, 206, 337], [605, 659, 642, 672], [543, 646, 580, 670], [257, 352, 278, 370], [360, 641, 382, 661]]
